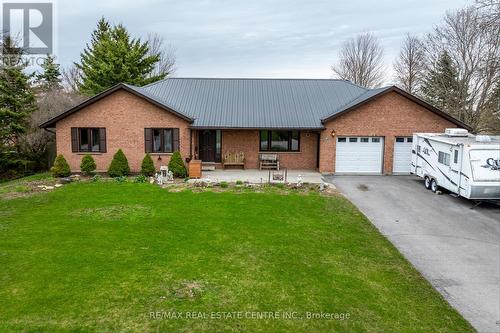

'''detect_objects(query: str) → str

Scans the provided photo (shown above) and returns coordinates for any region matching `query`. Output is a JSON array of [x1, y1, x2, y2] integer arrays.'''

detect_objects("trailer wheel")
[[431, 179, 438, 193], [424, 177, 431, 190]]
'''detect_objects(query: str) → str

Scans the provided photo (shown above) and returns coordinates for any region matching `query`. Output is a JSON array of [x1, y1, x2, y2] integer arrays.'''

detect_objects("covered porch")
[[190, 128, 321, 170]]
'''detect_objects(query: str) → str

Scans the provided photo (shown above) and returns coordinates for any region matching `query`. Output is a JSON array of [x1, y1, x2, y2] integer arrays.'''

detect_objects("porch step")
[[202, 162, 216, 171]]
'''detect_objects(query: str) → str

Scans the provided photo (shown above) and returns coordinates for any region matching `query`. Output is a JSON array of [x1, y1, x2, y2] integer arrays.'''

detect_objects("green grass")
[[0, 181, 473, 332]]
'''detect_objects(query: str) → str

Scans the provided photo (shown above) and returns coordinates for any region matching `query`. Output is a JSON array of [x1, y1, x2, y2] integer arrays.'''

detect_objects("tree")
[[107, 149, 130, 177], [0, 36, 37, 148], [421, 51, 465, 120], [168, 151, 186, 178], [146, 33, 176, 79], [50, 154, 71, 177], [331, 32, 385, 88], [393, 34, 426, 94], [76, 18, 166, 95], [36, 54, 62, 91], [80, 154, 97, 175], [424, 5, 499, 132], [140, 153, 155, 176]]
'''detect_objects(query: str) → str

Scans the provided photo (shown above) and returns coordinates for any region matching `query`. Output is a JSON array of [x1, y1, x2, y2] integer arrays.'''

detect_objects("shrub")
[[91, 174, 101, 182], [168, 151, 187, 178], [114, 176, 127, 182], [135, 174, 148, 183], [107, 149, 130, 177], [140, 153, 155, 176], [235, 180, 243, 185], [220, 181, 228, 188], [50, 154, 71, 177], [80, 155, 96, 175]]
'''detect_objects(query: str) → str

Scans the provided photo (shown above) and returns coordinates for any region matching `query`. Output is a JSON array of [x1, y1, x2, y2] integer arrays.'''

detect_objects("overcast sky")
[[55, 0, 471, 84]]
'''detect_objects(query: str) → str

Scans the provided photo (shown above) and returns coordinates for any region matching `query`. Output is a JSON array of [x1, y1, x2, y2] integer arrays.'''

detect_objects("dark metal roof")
[[40, 78, 469, 130], [130, 78, 369, 129]]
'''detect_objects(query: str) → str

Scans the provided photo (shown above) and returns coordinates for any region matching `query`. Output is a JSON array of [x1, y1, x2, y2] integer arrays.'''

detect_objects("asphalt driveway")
[[324, 175, 500, 333]]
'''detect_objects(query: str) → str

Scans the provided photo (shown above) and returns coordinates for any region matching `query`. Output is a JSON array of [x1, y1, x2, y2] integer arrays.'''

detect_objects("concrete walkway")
[[325, 175, 500, 333], [195, 169, 324, 184]]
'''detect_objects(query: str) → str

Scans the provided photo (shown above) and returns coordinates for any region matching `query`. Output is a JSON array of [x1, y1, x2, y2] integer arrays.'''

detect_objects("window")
[[337, 137, 346, 142], [360, 138, 369, 143], [145, 128, 179, 153], [259, 130, 300, 152], [396, 137, 405, 143], [417, 145, 421, 153], [453, 150, 459, 164], [372, 138, 380, 143], [407, 137, 413, 143], [71, 128, 106, 153], [438, 151, 451, 166], [349, 137, 358, 143]]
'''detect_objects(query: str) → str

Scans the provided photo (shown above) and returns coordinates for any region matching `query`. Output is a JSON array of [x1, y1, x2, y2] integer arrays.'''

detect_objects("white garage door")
[[335, 137, 384, 173], [393, 137, 413, 173]]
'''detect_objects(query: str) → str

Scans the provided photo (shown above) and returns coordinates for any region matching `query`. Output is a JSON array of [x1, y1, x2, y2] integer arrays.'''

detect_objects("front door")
[[199, 130, 216, 162]]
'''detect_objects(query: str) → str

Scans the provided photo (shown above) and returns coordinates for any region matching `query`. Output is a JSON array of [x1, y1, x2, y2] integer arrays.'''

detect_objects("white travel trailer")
[[411, 129, 500, 200]]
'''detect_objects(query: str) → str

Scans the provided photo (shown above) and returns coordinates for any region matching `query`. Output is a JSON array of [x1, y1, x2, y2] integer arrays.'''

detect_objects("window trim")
[[259, 130, 300, 152], [148, 128, 175, 153], [73, 127, 105, 153]]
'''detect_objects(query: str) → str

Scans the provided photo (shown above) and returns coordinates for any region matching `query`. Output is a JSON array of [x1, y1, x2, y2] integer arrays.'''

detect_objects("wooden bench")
[[259, 153, 280, 170], [223, 151, 245, 169]]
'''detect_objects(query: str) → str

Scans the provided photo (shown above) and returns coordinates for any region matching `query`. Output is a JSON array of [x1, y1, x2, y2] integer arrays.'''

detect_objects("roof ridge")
[[146, 77, 357, 81]]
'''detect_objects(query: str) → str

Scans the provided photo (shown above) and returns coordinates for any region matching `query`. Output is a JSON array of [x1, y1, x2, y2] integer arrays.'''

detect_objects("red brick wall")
[[319, 91, 459, 173], [220, 130, 318, 169], [56, 89, 191, 172]]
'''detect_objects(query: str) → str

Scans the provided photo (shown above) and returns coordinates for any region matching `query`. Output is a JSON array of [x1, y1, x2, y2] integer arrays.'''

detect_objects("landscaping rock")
[[54, 184, 63, 188], [59, 177, 72, 184]]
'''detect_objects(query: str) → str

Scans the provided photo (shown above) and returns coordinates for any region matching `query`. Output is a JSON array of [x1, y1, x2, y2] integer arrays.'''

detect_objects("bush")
[[114, 176, 128, 183], [168, 151, 187, 178], [140, 153, 155, 176], [135, 174, 148, 183], [107, 149, 130, 177], [80, 155, 96, 175], [91, 174, 101, 182], [220, 181, 228, 188], [235, 180, 243, 185], [50, 154, 71, 177]]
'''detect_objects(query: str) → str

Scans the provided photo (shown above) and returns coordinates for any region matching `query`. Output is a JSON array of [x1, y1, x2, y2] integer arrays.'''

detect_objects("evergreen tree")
[[421, 51, 467, 122], [0, 37, 37, 148], [140, 153, 155, 176], [76, 18, 165, 95], [36, 54, 62, 91]]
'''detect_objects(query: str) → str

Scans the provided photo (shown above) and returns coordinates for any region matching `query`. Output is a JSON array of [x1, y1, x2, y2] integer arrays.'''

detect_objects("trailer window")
[[453, 150, 459, 164], [417, 145, 421, 153], [438, 151, 450, 166], [407, 137, 413, 143]]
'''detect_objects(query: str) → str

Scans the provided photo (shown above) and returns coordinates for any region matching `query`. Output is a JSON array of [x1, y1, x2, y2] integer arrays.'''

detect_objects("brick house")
[[40, 78, 469, 174]]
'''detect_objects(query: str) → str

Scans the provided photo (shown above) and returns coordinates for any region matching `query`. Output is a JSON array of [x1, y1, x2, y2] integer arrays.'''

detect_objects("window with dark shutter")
[[72, 127, 105, 153], [144, 128, 179, 153]]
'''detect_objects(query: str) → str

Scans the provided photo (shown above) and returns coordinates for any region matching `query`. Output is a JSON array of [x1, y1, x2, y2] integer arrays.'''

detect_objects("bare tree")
[[393, 34, 426, 94], [146, 33, 176, 78], [62, 64, 82, 93], [425, 5, 499, 132], [331, 32, 385, 88]]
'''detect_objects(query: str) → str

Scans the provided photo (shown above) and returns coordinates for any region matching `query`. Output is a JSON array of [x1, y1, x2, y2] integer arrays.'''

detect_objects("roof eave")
[[39, 83, 194, 128], [320, 86, 472, 131]]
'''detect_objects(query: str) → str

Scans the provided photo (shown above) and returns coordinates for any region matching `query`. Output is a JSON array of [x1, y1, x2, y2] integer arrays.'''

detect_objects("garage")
[[335, 137, 384, 173], [393, 137, 413, 173]]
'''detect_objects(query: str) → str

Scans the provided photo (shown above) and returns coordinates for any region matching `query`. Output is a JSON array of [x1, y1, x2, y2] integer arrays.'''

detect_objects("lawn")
[[0, 179, 473, 332]]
